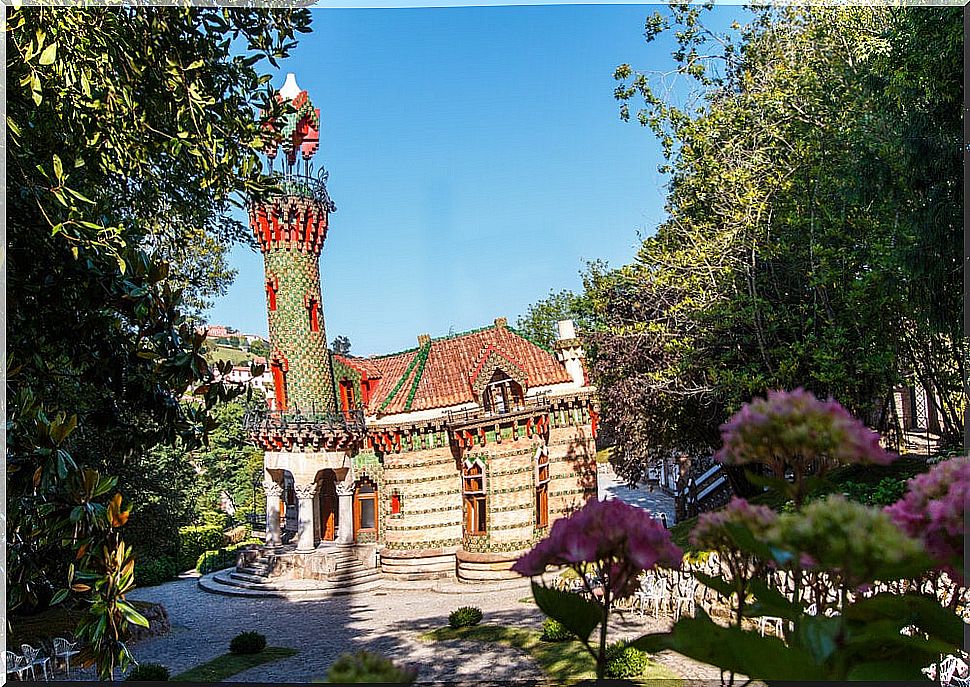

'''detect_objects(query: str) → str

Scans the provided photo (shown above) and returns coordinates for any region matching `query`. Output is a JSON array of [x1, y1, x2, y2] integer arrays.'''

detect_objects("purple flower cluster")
[[716, 388, 895, 470], [885, 457, 969, 585], [690, 497, 778, 552], [512, 498, 682, 599]]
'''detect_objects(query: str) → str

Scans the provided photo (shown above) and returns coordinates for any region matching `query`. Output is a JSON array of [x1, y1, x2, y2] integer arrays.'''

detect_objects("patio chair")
[[673, 576, 698, 621], [635, 576, 667, 619], [927, 655, 970, 687], [758, 615, 784, 637], [6, 651, 28, 681], [53, 638, 80, 677], [20, 644, 51, 681]]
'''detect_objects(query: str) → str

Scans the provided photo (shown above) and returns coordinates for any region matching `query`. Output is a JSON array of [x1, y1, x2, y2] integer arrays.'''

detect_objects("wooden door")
[[319, 471, 337, 541]]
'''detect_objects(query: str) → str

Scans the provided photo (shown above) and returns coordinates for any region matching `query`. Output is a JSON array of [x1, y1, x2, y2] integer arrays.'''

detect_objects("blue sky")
[[206, 4, 745, 356]]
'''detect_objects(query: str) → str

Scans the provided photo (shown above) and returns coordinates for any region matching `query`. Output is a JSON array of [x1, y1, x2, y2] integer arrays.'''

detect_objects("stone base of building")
[[455, 549, 523, 582], [379, 547, 458, 580], [237, 543, 379, 587]]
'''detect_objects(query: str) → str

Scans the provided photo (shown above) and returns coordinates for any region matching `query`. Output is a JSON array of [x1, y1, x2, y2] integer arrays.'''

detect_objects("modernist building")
[[238, 75, 598, 586]]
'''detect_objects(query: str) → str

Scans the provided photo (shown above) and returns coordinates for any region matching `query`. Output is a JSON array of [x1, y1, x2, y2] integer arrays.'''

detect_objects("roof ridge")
[[505, 324, 555, 354], [402, 342, 432, 412], [377, 344, 426, 412]]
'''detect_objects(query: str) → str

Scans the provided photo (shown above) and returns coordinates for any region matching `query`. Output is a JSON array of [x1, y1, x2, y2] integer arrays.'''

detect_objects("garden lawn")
[[422, 625, 680, 684], [172, 647, 297, 682]]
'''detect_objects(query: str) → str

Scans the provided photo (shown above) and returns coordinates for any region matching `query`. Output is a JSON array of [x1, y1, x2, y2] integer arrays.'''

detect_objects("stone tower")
[[249, 73, 337, 414], [247, 75, 365, 555]]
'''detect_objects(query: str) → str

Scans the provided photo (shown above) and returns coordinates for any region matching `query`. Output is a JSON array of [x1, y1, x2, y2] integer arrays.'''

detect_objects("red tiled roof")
[[333, 353, 384, 379], [363, 324, 570, 416]]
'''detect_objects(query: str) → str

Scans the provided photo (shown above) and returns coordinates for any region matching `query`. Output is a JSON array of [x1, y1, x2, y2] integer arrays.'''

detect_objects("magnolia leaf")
[[38, 41, 56, 65], [51, 588, 69, 605], [530, 581, 601, 643]]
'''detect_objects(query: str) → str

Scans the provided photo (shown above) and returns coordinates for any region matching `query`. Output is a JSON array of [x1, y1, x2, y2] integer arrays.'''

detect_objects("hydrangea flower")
[[512, 498, 682, 599], [716, 388, 895, 474], [769, 494, 925, 587], [690, 497, 778, 552], [885, 457, 969, 584]]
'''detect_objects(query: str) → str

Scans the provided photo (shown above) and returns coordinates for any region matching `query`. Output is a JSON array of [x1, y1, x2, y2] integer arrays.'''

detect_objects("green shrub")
[[605, 641, 648, 679], [177, 523, 225, 571], [447, 606, 483, 629], [196, 539, 261, 575], [326, 651, 417, 683], [540, 617, 574, 642], [229, 631, 266, 655], [126, 663, 170, 681], [134, 556, 177, 586], [842, 477, 908, 507], [201, 510, 232, 529]]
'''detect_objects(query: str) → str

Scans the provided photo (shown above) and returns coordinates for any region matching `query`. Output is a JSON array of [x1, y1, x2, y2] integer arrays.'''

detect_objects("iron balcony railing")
[[243, 405, 366, 434], [270, 169, 336, 211], [444, 391, 549, 427]]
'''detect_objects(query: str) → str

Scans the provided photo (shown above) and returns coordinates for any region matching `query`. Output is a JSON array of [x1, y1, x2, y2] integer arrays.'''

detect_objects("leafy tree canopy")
[[7, 5, 311, 677], [592, 4, 963, 481]]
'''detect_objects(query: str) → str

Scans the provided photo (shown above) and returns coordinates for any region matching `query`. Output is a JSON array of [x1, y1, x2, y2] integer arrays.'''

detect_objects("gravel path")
[[118, 575, 724, 683]]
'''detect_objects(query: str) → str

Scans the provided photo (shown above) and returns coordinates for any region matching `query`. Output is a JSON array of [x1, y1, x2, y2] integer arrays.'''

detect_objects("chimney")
[[494, 317, 508, 329], [556, 319, 576, 340], [417, 334, 431, 346]]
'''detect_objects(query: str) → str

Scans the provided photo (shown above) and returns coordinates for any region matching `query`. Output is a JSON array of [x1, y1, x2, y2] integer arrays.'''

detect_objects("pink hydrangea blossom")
[[885, 457, 969, 584], [716, 388, 895, 473], [690, 497, 777, 552], [512, 498, 682, 599]]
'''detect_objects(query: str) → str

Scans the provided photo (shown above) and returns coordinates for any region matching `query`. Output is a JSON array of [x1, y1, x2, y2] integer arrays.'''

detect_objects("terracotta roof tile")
[[363, 324, 571, 416]]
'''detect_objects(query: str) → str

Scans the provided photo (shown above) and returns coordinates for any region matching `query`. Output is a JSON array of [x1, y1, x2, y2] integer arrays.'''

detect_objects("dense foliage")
[[540, 617, 574, 642], [570, 4, 964, 482], [230, 631, 267, 655], [7, 5, 311, 677], [326, 651, 418, 684], [448, 606, 484, 629], [125, 663, 171, 682], [604, 641, 648, 679]]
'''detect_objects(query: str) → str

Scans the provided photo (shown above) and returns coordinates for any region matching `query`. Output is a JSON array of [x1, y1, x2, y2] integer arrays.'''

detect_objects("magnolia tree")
[[515, 388, 968, 683]]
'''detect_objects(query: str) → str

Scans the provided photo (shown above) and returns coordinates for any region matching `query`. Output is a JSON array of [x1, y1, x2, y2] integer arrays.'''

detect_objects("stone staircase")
[[199, 545, 382, 599]]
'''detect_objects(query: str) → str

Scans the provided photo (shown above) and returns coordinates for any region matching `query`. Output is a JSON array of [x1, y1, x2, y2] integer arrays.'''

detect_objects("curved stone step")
[[199, 571, 383, 599]]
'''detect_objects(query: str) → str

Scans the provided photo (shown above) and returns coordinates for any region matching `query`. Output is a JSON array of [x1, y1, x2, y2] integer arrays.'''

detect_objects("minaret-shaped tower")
[[249, 73, 337, 414]]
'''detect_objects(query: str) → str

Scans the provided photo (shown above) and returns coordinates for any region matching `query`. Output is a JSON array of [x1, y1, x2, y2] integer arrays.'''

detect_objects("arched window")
[[462, 461, 487, 535], [339, 379, 356, 412], [271, 359, 288, 411], [265, 277, 278, 311], [307, 297, 320, 332], [482, 370, 524, 415], [354, 478, 377, 536], [535, 449, 550, 529]]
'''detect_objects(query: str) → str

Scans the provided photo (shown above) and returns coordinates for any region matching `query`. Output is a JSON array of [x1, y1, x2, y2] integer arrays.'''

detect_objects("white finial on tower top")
[[279, 73, 302, 100]]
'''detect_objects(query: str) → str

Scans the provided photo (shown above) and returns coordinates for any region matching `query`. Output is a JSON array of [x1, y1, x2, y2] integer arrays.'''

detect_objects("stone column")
[[335, 481, 355, 546], [294, 481, 319, 552], [263, 479, 284, 548]]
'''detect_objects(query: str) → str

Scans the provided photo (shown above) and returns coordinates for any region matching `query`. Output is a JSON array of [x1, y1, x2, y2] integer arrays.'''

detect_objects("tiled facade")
[[248, 75, 597, 583]]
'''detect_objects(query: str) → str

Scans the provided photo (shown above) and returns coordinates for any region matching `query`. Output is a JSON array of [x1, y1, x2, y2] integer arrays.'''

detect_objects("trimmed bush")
[[229, 631, 267, 655], [540, 617, 574, 642], [605, 641, 649, 679], [448, 606, 483, 629], [135, 556, 178, 587], [196, 539, 261, 575], [126, 663, 170, 681], [177, 523, 225, 571], [326, 650, 417, 683]]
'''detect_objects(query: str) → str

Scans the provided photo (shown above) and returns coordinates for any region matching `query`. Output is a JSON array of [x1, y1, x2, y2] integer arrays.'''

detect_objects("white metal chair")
[[6, 651, 28, 681], [758, 615, 784, 637], [942, 655, 970, 687], [20, 644, 51, 681], [673, 576, 698, 621], [635, 576, 667, 619], [53, 638, 80, 677]]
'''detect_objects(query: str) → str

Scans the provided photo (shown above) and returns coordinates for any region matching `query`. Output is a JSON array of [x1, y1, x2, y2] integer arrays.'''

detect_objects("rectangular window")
[[359, 498, 375, 530], [462, 462, 487, 535], [536, 450, 550, 528]]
